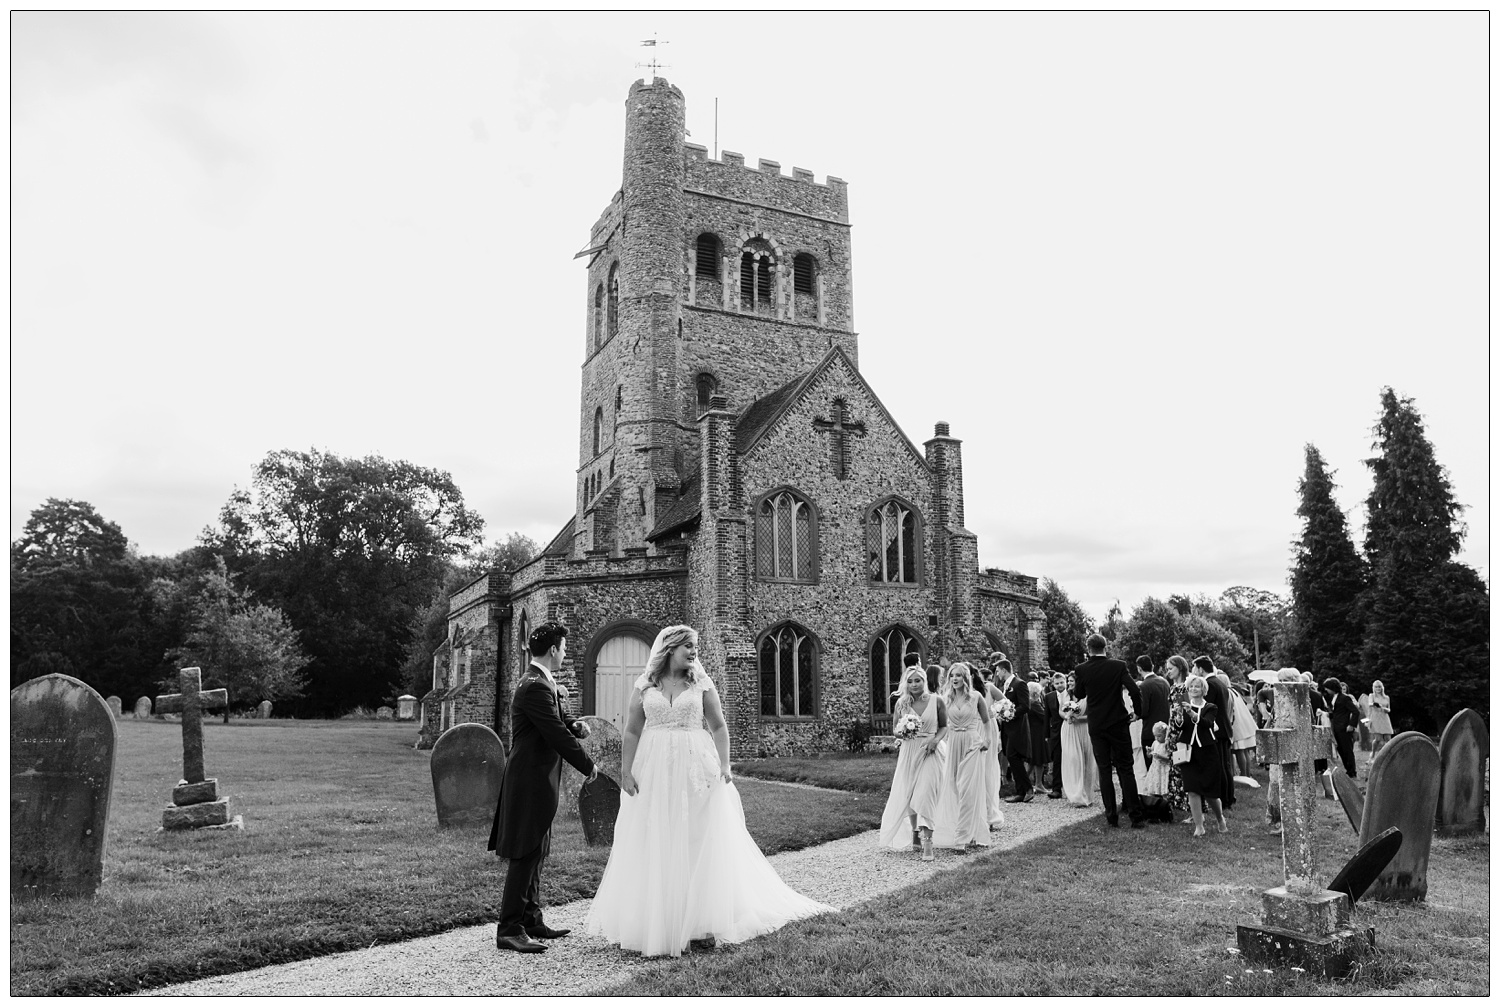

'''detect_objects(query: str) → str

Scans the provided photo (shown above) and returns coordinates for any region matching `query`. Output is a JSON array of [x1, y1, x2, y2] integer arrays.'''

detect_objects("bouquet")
[[893, 712, 922, 740], [997, 697, 1017, 723]]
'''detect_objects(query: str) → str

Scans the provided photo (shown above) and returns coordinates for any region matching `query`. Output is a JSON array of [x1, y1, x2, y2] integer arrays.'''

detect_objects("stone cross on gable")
[[1256, 681, 1335, 894], [156, 667, 228, 785], [812, 397, 866, 480]]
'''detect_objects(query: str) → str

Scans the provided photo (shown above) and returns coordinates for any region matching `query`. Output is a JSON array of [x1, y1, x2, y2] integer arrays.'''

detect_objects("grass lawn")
[[607, 770, 1489, 996], [734, 750, 898, 794], [10, 720, 882, 996]]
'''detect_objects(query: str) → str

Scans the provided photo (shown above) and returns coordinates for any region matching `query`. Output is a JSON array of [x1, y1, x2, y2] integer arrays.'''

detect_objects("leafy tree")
[[1037, 578, 1096, 672], [1218, 586, 1291, 669], [205, 449, 485, 716], [1285, 445, 1368, 681], [1359, 390, 1488, 731], [166, 558, 310, 712], [1177, 612, 1251, 675], [1097, 599, 1125, 645], [1114, 597, 1181, 669]]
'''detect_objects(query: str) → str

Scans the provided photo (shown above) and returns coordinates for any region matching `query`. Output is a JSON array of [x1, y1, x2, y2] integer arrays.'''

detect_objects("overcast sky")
[[12, 12, 1488, 621]]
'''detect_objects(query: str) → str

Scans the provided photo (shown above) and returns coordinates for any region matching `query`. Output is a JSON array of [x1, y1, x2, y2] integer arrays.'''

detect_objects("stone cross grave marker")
[[156, 667, 241, 831], [1358, 731, 1440, 900], [106, 696, 123, 719], [560, 716, 623, 819], [1237, 680, 1371, 977], [429, 723, 507, 828], [11, 674, 118, 899], [134, 696, 152, 719], [1437, 708, 1488, 837], [257, 700, 272, 720]]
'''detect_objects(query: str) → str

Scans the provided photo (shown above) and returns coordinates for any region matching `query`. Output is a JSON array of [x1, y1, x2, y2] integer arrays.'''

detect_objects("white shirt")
[[529, 661, 557, 690]]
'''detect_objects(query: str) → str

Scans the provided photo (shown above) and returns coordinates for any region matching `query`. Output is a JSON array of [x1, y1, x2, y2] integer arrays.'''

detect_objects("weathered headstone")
[[1330, 766, 1363, 833], [134, 696, 152, 719], [106, 696, 123, 719], [396, 694, 418, 721], [1436, 708, 1488, 837], [430, 723, 506, 828], [376, 706, 394, 720], [559, 716, 623, 817], [1358, 731, 1440, 901], [1237, 680, 1372, 977], [1328, 827, 1403, 905], [579, 773, 622, 846], [156, 668, 242, 831], [257, 700, 272, 720], [11, 674, 117, 899]]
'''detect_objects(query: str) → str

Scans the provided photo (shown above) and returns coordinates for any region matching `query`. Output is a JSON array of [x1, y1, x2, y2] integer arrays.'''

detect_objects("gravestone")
[[1237, 680, 1372, 977], [579, 773, 622, 846], [257, 700, 272, 720], [396, 694, 418, 721], [1330, 766, 1363, 833], [11, 674, 117, 899], [134, 697, 152, 719], [376, 706, 394, 720], [106, 696, 123, 719], [157, 668, 242, 831], [1436, 709, 1487, 837], [559, 717, 623, 817], [430, 723, 506, 828], [1328, 827, 1403, 905], [1358, 731, 1440, 901]]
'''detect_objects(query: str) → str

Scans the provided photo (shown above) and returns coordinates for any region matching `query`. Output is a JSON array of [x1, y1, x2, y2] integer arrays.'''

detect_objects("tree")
[[1114, 597, 1181, 669], [1218, 586, 1291, 669], [1037, 578, 1096, 672], [1359, 390, 1488, 731], [166, 558, 310, 711], [1285, 445, 1368, 682], [205, 449, 485, 716]]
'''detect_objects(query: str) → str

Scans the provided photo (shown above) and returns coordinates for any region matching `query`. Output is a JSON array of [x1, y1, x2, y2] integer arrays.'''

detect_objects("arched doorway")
[[586, 623, 656, 730]]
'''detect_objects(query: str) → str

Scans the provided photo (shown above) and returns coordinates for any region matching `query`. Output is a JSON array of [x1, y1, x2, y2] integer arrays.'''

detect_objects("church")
[[418, 78, 1048, 756]]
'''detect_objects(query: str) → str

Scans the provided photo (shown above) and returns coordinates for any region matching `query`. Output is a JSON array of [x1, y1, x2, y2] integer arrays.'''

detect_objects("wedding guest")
[[1323, 677, 1361, 779], [1227, 678, 1259, 777], [879, 668, 948, 861], [1059, 674, 1096, 806], [1262, 668, 1304, 832], [1179, 673, 1227, 837], [1136, 656, 1169, 768], [1044, 671, 1066, 799], [1365, 680, 1394, 762], [931, 663, 995, 849], [997, 659, 1034, 803], [1163, 655, 1192, 820], [1193, 657, 1235, 812], [1254, 687, 1274, 730], [1074, 634, 1147, 828], [978, 665, 1007, 815], [1141, 722, 1172, 812], [1027, 679, 1048, 791], [1301, 671, 1336, 798]]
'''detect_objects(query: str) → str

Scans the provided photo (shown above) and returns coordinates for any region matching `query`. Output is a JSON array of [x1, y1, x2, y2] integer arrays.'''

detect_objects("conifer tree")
[[1287, 445, 1368, 681], [1360, 389, 1488, 731]]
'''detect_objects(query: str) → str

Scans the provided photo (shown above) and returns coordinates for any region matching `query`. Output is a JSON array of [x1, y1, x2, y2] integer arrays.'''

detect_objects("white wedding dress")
[[584, 671, 834, 957]]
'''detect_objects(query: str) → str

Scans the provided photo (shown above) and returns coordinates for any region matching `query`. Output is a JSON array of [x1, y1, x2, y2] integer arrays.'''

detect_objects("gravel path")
[[148, 794, 1097, 996]]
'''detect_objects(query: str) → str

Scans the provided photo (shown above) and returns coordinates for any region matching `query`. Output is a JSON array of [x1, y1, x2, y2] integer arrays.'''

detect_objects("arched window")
[[607, 264, 620, 338], [759, 623, 817, 719], [695, 233, 721, 277], [696, 372, 718, 411], [793, 253, 816, 294], [755, 489, 817, 582], [592, 284, 604, 349], [739, 246, 774, 313], [592, 407, 603, 456], [868, 497, 921, 584], [870, 624, 923, 715]]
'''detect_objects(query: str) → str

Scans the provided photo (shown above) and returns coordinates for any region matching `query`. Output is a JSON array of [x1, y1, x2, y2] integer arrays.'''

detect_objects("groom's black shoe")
[[1106, 814, 1119, 828], [526, 924, 571, 940], [496, 929, 547, 953]]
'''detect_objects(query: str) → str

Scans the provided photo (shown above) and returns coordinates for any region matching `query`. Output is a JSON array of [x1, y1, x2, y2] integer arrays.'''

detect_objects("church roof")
[[645, 473, 701, 542], [733, 371, 816, 454], [540, 516, 576, 557]]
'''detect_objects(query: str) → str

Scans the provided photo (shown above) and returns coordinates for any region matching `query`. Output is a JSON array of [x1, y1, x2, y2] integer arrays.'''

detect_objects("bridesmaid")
[[1059, 673, 1097, 806], [878, 667, 948, 861], [932, 663, 993, 850], [972, 665, 1005, 829]]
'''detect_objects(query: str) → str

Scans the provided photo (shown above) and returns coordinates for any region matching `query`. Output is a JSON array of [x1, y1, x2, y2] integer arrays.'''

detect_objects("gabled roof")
[[645, 473, 701, 542], [540, 516, 576, 557]]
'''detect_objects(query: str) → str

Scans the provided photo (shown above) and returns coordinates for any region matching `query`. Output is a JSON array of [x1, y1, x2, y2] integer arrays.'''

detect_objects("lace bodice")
[[636, 672, 714, 731]]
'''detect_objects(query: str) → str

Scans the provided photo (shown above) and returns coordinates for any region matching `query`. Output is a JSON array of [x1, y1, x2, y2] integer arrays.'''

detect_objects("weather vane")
[[637, 35, 670, 80]]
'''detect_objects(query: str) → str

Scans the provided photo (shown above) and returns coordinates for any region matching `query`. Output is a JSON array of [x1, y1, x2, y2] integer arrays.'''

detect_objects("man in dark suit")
[[489, 622, 597, 953], [1073, 634, 1145, 828], [1136, 656, 1169, 766], [1044, 671, 1066, 799], [996, 658, 1033, 802], [1193, 657, 1236, 811], [1323, 676, 1361, 779]]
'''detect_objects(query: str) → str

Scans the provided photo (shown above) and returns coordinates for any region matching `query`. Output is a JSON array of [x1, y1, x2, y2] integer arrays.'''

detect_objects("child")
[[1142, 722, 1172, 799]]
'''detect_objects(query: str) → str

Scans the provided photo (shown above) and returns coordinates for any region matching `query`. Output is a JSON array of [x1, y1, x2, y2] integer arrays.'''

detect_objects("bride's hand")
[[720, 765, 733, 783], [620, 772, 639, 797]]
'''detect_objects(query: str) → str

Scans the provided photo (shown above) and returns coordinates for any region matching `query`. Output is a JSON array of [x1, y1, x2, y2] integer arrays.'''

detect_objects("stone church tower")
[[419, 79, 1047, 755]]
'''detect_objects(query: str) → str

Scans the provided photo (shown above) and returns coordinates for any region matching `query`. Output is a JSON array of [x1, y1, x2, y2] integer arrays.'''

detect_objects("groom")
[[488, 621, 597, 953], [1072, 633, 1146, 829]]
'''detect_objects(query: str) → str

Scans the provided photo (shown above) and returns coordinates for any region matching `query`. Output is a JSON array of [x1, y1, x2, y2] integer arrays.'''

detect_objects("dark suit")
[[1000, 673, 1033, 796], [1072, 655, 1145, 824], [1204, 674, 1236, 809], [488, 665, 595, 936], [1328, 691, 1360, 778], [1044, 689, 1064, 795], [1138, 673, 1170, 762]]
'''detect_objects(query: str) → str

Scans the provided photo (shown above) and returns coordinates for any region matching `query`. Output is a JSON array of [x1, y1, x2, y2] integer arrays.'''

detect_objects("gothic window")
[[739, 249, 774, 312], [870, 624, 923, 715], [592, 284, 604, 349], [755, 489, 817, 583], [696, 372, 718, 411], [793, 253, 816, 294], [759, 623, 817, 719], [607, 263, 620, 338], [695, 233, 721, 277], [592, 407, 604, 456], [868, 497, 921, 584]]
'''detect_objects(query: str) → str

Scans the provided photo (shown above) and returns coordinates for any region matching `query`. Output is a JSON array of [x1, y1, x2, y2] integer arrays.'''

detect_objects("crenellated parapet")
[[684, 143, 849, 223]]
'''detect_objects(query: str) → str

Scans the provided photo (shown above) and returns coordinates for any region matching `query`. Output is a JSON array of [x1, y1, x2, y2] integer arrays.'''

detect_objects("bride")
[[584, 625, 834, 957]]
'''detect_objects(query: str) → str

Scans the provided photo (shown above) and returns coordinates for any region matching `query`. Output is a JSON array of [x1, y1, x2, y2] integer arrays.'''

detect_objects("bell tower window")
[[592, 407, 604, 456], [696, 233, 721, 277], [607, 264, 620, 338]]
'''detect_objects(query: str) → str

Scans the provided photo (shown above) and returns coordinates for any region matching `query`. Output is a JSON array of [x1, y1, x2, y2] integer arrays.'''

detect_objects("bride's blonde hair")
[[644, 624, 701, 690]]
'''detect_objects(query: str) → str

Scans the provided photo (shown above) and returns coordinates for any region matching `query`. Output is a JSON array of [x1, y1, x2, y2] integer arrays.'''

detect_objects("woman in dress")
[[1059, 673, 1096, 807], [1026, 679, 1049, 792], [1302, 671, 1336, 798], [1163, 655, 1192, 819], [1366, 680, 1394, 763], [878, 666, 948, 861], [1227, 679, 1259, 778], [973, 666, 1006, 829], [931, 663, 995, 849], [1178, 673, 1227, 837], [586, 626, 834, 958]]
